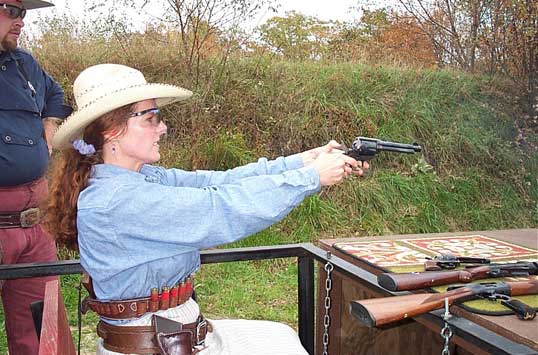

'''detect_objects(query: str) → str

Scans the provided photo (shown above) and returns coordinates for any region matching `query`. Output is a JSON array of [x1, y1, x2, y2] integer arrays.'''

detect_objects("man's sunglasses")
[[128, 108, 163, 127], [0, 3, 26, 19]]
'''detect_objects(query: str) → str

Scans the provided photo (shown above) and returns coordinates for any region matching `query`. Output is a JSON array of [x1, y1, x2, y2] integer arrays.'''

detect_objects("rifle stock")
[[351, 288, 475, 327], [351, 280, 538, 328]]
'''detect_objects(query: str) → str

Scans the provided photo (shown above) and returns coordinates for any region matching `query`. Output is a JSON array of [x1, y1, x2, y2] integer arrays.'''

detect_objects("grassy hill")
[[36, 46, 538, 235]]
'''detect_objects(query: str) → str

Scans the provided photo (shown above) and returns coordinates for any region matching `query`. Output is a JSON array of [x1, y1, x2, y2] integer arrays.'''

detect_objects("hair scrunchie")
[[73, 139, 96, 156]]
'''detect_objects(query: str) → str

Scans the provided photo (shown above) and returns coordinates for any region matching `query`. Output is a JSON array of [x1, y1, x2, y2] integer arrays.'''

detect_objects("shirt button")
[[28, 139, 34, 145], [1, 66, 6, 71], [5, 135, 11, 142]]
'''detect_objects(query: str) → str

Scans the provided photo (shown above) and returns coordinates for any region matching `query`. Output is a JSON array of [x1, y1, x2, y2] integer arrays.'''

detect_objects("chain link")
[[322, 252, 334, 355], [440, 298, 453, 355]]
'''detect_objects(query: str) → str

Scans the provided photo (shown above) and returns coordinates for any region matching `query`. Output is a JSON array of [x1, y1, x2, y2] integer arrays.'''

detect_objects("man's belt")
[[83, 278, 194, 319], [0, 207, 41, 229], [97, 314, 210, 354]]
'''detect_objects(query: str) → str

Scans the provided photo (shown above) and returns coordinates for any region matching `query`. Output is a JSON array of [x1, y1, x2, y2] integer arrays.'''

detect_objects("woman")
[[47, 63, 366, 355]]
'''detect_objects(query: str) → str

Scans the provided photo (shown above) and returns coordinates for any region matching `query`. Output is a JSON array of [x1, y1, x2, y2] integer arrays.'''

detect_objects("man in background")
[[0, 1, 71, 353]]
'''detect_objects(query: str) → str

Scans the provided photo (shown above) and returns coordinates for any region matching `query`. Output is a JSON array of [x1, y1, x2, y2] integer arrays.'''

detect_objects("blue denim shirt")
[[77, 155, 320, 302], [0, 49, 72, 186]]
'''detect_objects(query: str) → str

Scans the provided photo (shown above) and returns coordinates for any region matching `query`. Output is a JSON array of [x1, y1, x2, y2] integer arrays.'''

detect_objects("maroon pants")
[[0, 178, 58, 355]]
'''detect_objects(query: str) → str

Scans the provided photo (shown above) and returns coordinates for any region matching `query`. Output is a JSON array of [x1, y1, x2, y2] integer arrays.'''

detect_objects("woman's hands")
[[300, 140, 343, 166], [304, 140, 370, 186]]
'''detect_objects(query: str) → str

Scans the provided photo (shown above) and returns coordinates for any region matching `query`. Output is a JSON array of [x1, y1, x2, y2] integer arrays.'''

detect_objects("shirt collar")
[[91, 163, 158, 182], [0, 51, 11, 66], [0, 49, 20, 66], [91, 164, 144, 179]]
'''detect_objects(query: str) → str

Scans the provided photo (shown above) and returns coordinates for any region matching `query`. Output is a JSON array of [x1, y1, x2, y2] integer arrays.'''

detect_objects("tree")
[[396, 0, 494, 71], [379, 13, 437, 66], [397, 0, 537, 119], [492, 0, 537, 117], [81, 0, 274, 85], [257, 11, 338, 60], [327, 8, 436, 66]]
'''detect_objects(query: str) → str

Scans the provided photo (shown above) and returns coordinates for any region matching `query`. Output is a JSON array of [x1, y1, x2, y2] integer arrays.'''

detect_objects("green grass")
[[196, 259, 303, 323]]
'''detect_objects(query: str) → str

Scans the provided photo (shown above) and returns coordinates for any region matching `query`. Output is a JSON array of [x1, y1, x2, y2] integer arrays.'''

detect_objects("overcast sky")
[[255, 0, 360, 24], [24, 0, 363, 33]]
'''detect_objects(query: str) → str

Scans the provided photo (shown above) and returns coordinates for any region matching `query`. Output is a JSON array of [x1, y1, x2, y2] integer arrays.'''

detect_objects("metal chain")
[[322, 251, 334, 355], [440, 298, 453, 355]]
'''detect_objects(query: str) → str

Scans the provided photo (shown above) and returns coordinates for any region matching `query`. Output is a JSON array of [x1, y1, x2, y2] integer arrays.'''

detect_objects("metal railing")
[[0, 243, 535, 355]]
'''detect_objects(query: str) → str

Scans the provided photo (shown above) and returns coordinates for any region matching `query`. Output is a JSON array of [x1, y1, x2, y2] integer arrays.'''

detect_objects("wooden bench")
[[36, 279, 76, 355]]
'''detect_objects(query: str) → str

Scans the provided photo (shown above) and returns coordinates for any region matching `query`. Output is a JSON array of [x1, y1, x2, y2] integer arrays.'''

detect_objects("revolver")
[[344, 137, 422, 162], [425, 254, 491, 271]]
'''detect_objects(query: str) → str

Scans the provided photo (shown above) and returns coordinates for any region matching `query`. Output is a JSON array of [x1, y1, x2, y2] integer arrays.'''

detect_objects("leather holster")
[[153, 315, 194, 355]]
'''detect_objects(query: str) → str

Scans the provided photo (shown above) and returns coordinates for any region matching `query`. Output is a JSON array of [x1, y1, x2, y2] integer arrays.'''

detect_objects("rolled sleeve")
[[42, 72, 72, 119]]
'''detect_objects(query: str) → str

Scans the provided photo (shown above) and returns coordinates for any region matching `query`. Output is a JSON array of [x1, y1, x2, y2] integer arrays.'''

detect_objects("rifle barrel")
[[378, 267, 490, 291], [379, 262, 538, 292]]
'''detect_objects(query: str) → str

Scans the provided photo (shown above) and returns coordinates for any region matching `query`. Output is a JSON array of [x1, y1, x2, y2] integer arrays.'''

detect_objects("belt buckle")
[[196, 319, 207, 346], [20, 207, 40, 228]]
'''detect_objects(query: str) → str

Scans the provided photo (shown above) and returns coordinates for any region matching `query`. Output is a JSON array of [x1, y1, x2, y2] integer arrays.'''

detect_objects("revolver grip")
[[344, 150, 375, 162]]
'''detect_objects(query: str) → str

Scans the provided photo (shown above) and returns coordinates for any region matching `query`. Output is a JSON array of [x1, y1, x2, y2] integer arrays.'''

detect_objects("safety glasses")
[[0, 3, 26, 20], [128, 108, 163, 127]]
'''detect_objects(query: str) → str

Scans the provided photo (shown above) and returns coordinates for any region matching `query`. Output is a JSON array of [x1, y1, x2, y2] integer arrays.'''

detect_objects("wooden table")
[[316, 229, 538, 355]]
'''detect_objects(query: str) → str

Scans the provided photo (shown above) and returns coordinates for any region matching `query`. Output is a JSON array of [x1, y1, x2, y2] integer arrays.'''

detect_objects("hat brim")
[[52, 83, 192, 150], [21, 0, 54, 9]]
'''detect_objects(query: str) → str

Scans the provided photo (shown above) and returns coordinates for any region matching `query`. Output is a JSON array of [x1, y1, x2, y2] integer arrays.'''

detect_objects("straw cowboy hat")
[[19, 0, 54, 9], [52, 64, 193, 149]]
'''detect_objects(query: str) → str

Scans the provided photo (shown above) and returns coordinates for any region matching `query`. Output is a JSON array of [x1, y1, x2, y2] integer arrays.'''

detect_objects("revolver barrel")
[[376, 139, 422, 154]]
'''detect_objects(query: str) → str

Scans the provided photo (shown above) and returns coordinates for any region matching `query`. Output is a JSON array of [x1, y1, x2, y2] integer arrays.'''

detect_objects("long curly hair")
[[46, 105, 132, 250]]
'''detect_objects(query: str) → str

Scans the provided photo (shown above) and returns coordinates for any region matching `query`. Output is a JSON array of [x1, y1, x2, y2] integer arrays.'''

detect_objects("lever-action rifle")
[[344, 137, 422, 162], [378, 261, 538, 291], [425, 254, 490, 271], [351, 279, 538, 327]]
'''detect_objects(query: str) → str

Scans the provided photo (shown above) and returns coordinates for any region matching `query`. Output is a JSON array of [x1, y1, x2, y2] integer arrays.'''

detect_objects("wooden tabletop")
[[319, 229, 538, 351]]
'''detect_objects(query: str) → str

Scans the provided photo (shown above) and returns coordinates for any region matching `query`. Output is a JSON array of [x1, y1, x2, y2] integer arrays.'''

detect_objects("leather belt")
[[83, 278, 194, 320], [97, 315, 209, 354], [0, 207, 41, 229]]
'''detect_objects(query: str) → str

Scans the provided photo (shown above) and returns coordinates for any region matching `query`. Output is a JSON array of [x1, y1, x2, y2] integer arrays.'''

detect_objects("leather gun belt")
[[97, 315, 210, 354], [84, 278, 194, 320]]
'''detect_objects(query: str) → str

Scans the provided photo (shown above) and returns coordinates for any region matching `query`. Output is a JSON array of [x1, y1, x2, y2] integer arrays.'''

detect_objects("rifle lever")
[[495, 294, 537, 320], [500, 295, 536, 320]]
